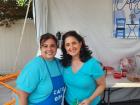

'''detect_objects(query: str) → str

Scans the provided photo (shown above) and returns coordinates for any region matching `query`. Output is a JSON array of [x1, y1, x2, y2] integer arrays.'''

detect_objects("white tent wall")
[[34, 0, 140, 103], [34, 0, 140, 67], [0, 19, 37, 73]]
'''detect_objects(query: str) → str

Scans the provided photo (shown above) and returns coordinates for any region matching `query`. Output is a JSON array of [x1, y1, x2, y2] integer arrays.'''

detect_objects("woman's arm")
[[17, 89, 29, 105], [79, 76, 106, 105]]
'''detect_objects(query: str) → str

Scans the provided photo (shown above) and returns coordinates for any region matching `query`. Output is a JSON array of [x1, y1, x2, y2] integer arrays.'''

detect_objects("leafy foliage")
[[0, 0, 32, 27], [17, 0, 27, 6]]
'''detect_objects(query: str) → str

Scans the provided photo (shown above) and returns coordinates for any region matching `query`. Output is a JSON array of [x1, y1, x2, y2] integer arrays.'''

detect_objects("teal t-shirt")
[[63, 58, 104, 105], [16, 56, 63, 105]]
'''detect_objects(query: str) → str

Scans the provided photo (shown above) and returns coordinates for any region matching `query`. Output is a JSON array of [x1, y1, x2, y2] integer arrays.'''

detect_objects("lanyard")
[[41, 56, 62, 78]]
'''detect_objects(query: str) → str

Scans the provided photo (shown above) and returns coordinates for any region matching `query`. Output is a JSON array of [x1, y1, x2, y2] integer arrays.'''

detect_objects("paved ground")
[[101, 99, 140, 105]]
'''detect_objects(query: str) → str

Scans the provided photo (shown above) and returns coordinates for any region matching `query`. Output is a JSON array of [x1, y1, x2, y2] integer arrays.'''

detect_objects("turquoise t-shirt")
[[16, 56, 63, 105], [63, 58, 104, 105]]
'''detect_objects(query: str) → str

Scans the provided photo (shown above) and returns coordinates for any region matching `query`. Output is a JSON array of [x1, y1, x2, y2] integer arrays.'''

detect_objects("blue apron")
[[35, 57, 65, 105]]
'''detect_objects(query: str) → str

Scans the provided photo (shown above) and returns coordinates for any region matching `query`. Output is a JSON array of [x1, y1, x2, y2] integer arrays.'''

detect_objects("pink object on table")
[[113, 71, 122, 79]]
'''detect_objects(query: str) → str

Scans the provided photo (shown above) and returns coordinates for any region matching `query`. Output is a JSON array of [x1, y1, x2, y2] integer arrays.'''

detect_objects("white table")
[[106, 74, 140, 88], [103, 75, 140, 105]]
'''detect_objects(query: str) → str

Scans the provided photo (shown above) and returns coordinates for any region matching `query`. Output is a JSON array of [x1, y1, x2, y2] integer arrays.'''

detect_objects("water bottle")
[[72, 98, 79, 105]]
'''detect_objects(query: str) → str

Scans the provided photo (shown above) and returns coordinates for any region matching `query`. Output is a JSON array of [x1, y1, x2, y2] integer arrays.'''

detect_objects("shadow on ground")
[[101, 99, 140, 105]]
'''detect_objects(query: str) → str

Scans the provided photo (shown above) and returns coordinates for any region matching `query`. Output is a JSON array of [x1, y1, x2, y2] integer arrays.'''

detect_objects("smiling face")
[[40, 38, 57, 60], [64, 36, 82, 58]]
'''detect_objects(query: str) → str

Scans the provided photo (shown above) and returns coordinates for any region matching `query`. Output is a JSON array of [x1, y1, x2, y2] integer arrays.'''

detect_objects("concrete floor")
[[101, 99, 140, 105]]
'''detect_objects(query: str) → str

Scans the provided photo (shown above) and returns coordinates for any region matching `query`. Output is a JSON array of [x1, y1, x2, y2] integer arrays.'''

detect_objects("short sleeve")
[[16, 62, 40, 93], [88, 58, 105, 80]]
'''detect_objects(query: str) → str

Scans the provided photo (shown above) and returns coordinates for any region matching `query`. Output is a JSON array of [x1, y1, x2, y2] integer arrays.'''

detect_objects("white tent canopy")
[[33, 0, 140, 67], [33, 0, 140, 103]]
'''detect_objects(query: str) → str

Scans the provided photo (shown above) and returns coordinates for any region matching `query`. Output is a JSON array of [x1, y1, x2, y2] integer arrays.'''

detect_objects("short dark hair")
[[61, 31, 92, 67], [40, 33, 58, 47]]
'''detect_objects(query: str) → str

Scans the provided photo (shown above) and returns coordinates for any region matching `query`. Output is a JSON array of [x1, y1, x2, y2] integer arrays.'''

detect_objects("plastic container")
[[127, 73, 140, 82]]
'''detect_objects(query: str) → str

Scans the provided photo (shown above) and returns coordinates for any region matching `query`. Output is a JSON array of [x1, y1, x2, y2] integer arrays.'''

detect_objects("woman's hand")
[[78, 98, 92, 105]]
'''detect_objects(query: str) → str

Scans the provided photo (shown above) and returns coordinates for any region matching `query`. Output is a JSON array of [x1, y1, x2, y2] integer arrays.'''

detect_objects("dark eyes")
[[65, 41, 78, 47], [41, 44, 56, 48]]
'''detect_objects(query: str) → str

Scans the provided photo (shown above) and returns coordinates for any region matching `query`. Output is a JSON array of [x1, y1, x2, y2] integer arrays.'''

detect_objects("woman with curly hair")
[[61, 31, 105, 105]]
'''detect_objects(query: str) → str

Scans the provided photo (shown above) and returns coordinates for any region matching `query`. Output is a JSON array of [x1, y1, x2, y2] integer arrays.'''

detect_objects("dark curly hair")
[[61, 31, 92, 67]]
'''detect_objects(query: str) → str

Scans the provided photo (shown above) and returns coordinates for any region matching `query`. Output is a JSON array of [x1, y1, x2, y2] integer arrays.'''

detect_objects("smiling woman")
[[16, 33, 65, 105], [61, 31, 106, 105]]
